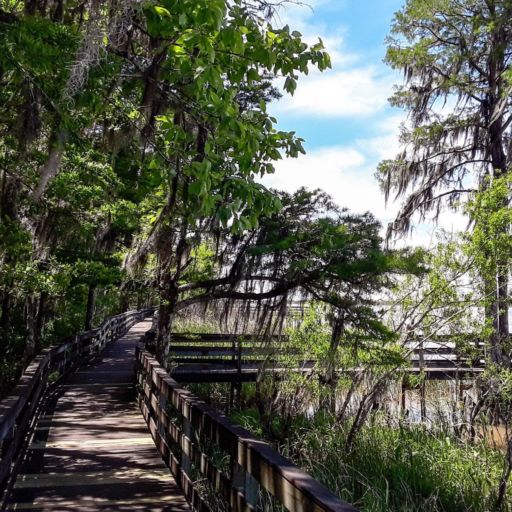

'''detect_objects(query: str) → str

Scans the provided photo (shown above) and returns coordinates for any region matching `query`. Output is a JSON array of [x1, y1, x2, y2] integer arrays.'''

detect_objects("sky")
[[261, 0, 467, 247]]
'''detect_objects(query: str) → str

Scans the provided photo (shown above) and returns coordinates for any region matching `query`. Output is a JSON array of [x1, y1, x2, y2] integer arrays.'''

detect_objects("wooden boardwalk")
[[0, 312, 357, 511], [4, 321, 190, 511], [165, 333, 485, 383]]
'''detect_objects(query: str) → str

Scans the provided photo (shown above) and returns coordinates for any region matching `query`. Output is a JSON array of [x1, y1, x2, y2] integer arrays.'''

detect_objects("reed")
[[233, 409, 509, 511]]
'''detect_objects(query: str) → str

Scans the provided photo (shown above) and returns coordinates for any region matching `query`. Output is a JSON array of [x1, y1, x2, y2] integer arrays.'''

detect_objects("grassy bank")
[[231, 409, 508, 511]]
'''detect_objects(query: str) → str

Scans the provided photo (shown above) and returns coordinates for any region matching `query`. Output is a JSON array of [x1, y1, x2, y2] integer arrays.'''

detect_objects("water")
[[339, 379, 509, 451]]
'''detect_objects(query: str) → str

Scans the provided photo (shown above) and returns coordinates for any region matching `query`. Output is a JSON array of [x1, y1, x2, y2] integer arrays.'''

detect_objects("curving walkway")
[[4, 321, 190, 511]]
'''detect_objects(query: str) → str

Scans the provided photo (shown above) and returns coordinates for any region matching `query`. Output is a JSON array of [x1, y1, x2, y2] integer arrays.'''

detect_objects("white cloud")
[[267, 0, 395, 119], [261, 146, 393, 219], [272, 0, 333, 30], [260, 141, 469, 248], [274, 67, 394, 118], [354, 113, 405, 160], [261, 1, 469, 247]]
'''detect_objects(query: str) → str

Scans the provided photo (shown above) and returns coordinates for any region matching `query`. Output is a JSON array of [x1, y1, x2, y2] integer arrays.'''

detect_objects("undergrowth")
[[231, 409, 509, 511]]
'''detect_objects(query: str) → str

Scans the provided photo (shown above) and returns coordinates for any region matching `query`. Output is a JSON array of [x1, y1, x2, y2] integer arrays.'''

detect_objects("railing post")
[[134, 347, 139, 398], [231, 460, 245, 506], [181, 418, 192, 475], [1, 425, 14, 459], [158, 391, 166, 448], [244, 472, 260, 508], [419, 341, 426, 422], [229, 335, 236, 413], [236, 337, 243, 407]]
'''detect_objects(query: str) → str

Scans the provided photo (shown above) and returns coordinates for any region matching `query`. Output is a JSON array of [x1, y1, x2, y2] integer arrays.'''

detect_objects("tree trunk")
[[155, 270, 179, 363], [345, 377, 389, 451], [0, 290, 10, 334], [33, 130, 66, 201], [1, 171, 19, 350], [485, 231, 510, 369], [120, 291, 131, 312], [24, 0, 37, 15], [486, 276, 510, 367], [324, 311, 344, 414], [496, 273, 509, 355], [24, 295, 38, 363], [336, 374, 362, 424], [156, 301, 172, 362], [400, 379, 407, 418], [484, 13, 510, 368], [51, 0, 63, 21], [35, 292, 46, 347], [84, 284, 96, 330]]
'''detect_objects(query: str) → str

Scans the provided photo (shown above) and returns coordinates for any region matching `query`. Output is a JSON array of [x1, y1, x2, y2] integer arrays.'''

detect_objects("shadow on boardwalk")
[[4, 321, 190, 511]]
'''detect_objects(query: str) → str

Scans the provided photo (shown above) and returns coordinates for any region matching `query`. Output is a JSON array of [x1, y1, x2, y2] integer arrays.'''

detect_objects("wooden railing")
[[408, 340, 485, 369], [136, 349, 358, 512], [168, 334, 485, 368], [163, 334, 487, 384], [169, 333, 288, 363], [0, 307, 154, 493]]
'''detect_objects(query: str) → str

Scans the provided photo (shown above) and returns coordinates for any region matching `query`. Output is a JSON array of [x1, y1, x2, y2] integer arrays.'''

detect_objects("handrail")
[[170, 333, 289, 343], [0, 307, 155, 493], [136, 349, 358, 512], [165, 333, 485, 370]]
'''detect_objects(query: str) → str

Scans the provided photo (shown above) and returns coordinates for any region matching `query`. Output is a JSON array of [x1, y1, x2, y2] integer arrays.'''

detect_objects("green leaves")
[[153, 6, 171, 18], [142, 0, 331, 234], [0, 0, 337, 372], [382, 0, 512, 240], [464, 175, 512, 278], [283, 76, 297, 95], [221, 26, 245, 54]]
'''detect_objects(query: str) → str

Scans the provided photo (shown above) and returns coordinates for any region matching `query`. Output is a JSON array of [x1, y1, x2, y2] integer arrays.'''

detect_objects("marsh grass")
[[232, 409, 509, 511]]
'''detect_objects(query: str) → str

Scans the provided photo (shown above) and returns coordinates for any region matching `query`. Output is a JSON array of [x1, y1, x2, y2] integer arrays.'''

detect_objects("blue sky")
[[273, 0, 402, 149], [261, 0, 466, 246]]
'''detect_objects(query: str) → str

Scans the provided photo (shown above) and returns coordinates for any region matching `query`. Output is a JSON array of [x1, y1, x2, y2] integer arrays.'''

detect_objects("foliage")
[[465, 175, 512, 283], [385, 237, 486, 351], [0, 0, 334, 390], [233, 408, 509, 512], [380, 0, 512, 233], [379, 0, 512, 368], [173, 189, 421, 332]]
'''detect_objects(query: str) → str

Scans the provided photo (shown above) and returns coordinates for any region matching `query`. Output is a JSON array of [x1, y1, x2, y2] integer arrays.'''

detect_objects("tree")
[[119, 1, 331, 358], [0, 0, 330, 374], [379, 0, 512, 365], [194, 188, 421, 444], [136, 187, 421, 396]]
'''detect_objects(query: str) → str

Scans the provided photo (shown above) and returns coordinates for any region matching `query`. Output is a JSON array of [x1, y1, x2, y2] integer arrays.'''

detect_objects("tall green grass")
[[232, 409, 509, 511]]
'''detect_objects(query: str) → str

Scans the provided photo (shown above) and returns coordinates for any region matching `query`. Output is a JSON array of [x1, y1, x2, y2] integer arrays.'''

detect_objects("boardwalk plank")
[[5, 321, 191, 512]]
